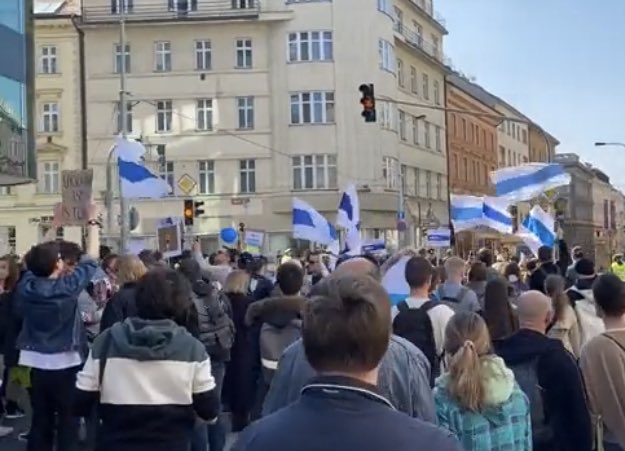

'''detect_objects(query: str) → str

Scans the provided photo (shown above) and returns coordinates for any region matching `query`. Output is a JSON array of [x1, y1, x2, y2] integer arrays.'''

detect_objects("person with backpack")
[[495, 290, 593, 451], [177, 258, 235, 451], [466, 262, 488, 310], [245, 261, 307, 412], [437, 256, 481, 312], [580, 273, 625, 451], [566, 258, 604, 345], [392, 256, 455, 385]]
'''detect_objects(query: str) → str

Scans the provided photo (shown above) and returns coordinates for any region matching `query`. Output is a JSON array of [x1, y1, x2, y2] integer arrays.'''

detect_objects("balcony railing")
[[407, 0, 446, 30], [396, 23, 444, 63], [82, 0, 261, 24]]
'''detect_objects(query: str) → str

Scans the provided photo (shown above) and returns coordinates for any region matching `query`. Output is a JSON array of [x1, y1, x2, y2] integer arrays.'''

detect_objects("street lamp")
[[595, 142, 625, 148]]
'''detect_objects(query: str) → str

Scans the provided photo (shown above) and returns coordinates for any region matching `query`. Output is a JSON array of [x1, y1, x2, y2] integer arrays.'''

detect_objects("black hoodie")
[[494, 329, 592, 451]]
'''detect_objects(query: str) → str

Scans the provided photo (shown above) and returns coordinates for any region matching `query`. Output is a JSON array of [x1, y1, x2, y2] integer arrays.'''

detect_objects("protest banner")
[[60, 169, 94, 226], [157, 217, 183, 259], [244, 229, 265, 255]]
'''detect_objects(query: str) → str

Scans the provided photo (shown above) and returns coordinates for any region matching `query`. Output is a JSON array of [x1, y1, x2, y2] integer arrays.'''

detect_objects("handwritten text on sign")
[[61, 169, 94, 226]]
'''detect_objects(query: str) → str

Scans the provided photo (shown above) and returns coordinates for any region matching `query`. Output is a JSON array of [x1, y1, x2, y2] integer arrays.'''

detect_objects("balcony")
[[82, 0, 261, 24], [406, 0, 447, 33], [395, 22, 445, 65]]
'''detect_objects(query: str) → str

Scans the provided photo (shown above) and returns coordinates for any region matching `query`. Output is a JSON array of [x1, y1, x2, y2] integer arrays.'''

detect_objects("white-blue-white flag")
[[491, 163, 571, 202], [516, 205, 556, 256], [381, 256, 411, 306], [482, 197, 513, 235], [450, 194, 485, 232], [115, 137, 171, 199], [292, 198, 338, 247], [337, 184, 362, 255]]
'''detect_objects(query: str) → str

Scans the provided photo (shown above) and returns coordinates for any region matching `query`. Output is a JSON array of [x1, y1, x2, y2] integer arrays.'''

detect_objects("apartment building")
[[0, 0, 82, 255], [80, 0, 450, 252], [590, 168, 625, 270], [445, 74, 499, 253], [529, 123, 558, 163]]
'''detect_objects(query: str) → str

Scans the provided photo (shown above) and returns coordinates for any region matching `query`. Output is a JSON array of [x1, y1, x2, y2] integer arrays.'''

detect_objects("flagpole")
[[118, 0, 129, 253]]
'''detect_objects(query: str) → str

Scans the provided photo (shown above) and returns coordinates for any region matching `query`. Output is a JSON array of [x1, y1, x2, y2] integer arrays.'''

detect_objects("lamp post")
[[595, 142, 625, 148]]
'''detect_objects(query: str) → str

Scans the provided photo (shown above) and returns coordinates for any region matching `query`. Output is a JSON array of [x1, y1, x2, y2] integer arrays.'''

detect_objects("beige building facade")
[[0, 0, 83, 255], [80, 0, 449, 253]]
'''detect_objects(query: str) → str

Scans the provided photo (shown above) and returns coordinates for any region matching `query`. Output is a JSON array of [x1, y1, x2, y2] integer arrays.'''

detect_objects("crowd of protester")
[[0, 215, 624, 451]]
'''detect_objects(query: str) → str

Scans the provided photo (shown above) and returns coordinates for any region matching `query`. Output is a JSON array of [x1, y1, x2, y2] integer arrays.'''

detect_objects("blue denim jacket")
[[262, 335, 437, 423], [16, 256, 98, 356]]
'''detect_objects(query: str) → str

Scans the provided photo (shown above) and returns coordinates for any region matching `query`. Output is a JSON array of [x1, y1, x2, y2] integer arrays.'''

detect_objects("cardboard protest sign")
[[60, 169, 94, 226], [157, 217, 182, 259]]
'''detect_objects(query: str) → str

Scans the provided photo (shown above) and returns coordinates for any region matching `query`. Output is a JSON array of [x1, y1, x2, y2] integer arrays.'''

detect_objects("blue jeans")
[[191, 361, 226, 451]]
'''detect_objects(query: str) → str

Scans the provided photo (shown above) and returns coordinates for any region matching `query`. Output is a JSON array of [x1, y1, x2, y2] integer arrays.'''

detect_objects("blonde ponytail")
[[444, 313, 492, 412]]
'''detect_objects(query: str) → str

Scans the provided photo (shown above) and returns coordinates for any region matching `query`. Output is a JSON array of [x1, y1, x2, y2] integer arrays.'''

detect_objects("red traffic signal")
[[359, 83, 376, 123]]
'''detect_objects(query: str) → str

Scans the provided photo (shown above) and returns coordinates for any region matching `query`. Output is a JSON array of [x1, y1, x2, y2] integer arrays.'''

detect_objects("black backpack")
[[392, 300, 439, 385], [194, 286, 236, 360], [508, 356, 553, 448]]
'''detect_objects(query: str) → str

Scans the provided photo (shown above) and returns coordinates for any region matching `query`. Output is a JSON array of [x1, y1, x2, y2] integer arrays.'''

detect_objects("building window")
[[435, 125, 442, 152], [397, 58, 404, 87], [379, 101, 396, 130], [377, 0, 393, 16], [522, 129, 528, 144], [198, 160, 215, 194], [154, 41, 172, 72], [410, 66, 418, 94], [453, 154, 459, 179], [114, 43, 131, 73], [195, 40, 212, 70], [169, 0, 198, 12], [398, 111, 406, 140], [39, 162, 60, 193], [422, 73, 429, 100], [292, 154, 337, 190], [378, 39, 395, 73], [40, 46, 57, 74], [290, 91, 335, 125], [115, 101, 133, 133], [481, 129, 486, 148], [424, 122, 431, 149], [462, 118, 467, 139], [433, 80, 440, 105], [41, 102, 59, 133], [414, 167, 421, 196], [235, 38, 253, 69], [425, 170, 432, 198], [412, 116, 420, 145], [463, 157, 468, 181], [483, 163, 488, 185], [394, 6, 403, 31], [196, 99, 213, 131], [499, 146, 506, 165], [232, 0, 255, 8], [288, 31, 333, 62], [239, 159, 256, 193], [507, 149, 512, 166], [157, 145, 174, 194], [156, 100, 173, 133], [431, 34, 440, 58], [111, 0, 134, 14], [237, 96, 255, 129], [383, 157, 399, 189]]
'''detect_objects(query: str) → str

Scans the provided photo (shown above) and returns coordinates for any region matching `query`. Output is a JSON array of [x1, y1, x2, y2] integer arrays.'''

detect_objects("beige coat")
[[580, 329, 625, 448], [547, 304, 582, 358]]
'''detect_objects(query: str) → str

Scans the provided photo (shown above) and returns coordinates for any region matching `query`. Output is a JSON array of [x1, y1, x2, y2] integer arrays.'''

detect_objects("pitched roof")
[[34, 0, 80, 16]]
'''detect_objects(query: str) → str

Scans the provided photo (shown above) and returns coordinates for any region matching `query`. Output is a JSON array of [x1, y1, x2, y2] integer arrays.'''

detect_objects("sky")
[[437, 0, 625, 188]]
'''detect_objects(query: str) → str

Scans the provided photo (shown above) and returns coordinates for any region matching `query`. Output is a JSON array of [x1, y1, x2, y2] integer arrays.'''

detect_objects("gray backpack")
[[259, 319, 302, 384], [509, 357, 553, 448], [436, 286, 470, 312]]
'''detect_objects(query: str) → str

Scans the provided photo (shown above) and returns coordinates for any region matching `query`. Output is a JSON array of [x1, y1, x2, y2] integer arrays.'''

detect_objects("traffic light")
[[194, 201, 205, 217], [183, 199, 194, 226], [359, 83, 376, 123]]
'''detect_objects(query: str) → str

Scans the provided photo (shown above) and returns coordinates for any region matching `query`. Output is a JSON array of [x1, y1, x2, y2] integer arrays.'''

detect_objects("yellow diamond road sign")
[[177, 174, 197, 195]]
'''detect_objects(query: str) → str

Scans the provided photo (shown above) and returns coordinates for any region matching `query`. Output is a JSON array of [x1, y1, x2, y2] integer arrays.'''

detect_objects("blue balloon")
[[220, 227, 238, 244]]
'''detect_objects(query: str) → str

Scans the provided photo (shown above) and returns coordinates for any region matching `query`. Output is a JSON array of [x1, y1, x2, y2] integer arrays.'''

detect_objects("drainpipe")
[[70, 15, 88, 170]]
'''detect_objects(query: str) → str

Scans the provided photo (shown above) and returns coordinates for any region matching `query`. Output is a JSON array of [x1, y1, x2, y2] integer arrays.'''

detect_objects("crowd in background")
[[0, 218, 624, 451]]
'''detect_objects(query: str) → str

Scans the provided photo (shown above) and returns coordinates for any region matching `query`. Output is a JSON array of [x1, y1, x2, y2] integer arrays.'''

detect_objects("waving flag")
[[482, 197, 513, 235], [450, 194, 485, 232], [292, 198, 338, 247], [516, 205, 556, 256], [115, 137, 171, 199], [337, 184, 362, 255], [491, 163, 570, 202], [381, 256, 411, 306]]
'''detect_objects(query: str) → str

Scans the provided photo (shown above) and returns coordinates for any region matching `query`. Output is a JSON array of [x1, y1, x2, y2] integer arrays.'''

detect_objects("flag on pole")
[[482, 197, 513, 235], [450, 194, 485, 232], [516, 205, 556, 256], [292, 198, 338, 247], [337, 184, 362, 255], [115, 137, 171, 199], [491, 163, 571, 203]]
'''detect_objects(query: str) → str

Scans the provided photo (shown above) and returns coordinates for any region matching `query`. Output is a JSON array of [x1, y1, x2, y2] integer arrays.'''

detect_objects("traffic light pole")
[[118, 1, 129, 253]]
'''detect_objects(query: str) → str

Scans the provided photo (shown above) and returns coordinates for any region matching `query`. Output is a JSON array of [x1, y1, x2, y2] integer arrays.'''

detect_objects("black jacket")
[[528, 240, 571, 293], [494, 329, 592, 451], [100, 282, 139, 333], [232, 375, 461, 451]]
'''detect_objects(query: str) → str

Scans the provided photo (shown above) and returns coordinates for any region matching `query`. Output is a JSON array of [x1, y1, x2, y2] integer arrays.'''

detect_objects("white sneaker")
[[0, 425, 14, 437]]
